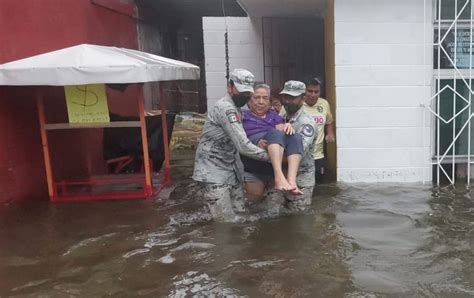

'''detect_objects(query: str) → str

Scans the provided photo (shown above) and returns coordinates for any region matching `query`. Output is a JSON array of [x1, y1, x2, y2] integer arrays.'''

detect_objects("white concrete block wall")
[[203, 17, 264, 109], [335, 0, 434, 182]]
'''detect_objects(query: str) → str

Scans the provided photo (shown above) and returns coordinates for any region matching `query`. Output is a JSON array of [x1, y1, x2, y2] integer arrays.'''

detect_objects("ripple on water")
[[336, 184, 474, 296], [169, 241, 216, 252], [2, 183, 474, 297], [142, 226, 179, 249], [62, 232, 119, 256], [169, 271, 240, 297], [159, 255, 176, 264], [122, 248, 150, 259]]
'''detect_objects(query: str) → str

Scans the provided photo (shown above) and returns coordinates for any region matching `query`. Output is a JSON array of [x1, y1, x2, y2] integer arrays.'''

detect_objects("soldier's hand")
[[283, 123, 295, 135], [258, 139, 268, 149]]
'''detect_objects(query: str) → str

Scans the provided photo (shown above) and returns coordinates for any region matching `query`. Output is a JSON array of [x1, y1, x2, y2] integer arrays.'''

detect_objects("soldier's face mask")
[[232, 93, 251, 107], [283, 103, 301, 114], [282, 95, 303, 114]]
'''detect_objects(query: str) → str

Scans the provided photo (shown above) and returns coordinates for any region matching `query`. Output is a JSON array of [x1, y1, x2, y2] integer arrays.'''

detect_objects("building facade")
[[203, 0, 473, 184], [1, 0, 472, 204]]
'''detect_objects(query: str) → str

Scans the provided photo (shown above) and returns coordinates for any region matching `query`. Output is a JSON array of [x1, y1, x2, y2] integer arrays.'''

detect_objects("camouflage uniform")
[[192, 94, 269, 220], [268, 80, 317, 212]]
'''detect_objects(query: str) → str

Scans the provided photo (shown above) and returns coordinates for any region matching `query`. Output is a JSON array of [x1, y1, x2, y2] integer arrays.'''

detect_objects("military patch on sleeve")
[[301, 124, 315, 137], [226, 109, 241, 123]]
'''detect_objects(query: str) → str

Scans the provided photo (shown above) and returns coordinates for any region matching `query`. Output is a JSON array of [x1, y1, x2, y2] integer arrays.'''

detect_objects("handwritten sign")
[[64, 84, 110, 123]]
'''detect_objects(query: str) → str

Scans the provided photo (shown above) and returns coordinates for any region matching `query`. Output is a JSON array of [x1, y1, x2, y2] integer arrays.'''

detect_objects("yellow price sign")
[[64, 84, 110, 124]]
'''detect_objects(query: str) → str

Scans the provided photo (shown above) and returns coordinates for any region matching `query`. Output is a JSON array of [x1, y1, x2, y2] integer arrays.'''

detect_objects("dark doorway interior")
[[263, 17, 325, 93]]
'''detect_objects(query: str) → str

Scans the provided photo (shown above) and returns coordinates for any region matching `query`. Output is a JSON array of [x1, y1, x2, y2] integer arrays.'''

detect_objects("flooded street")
[[1, 160, 474, 296]]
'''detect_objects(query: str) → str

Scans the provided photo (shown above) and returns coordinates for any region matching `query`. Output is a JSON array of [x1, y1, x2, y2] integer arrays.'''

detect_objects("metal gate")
[[425, 0, 474, 184], [262, 17, 325, 89]]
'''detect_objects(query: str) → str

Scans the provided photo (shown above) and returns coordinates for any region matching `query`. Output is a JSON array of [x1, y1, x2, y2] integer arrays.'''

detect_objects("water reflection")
[[417, 185, 474, 296], [0, 183, 473, 296]]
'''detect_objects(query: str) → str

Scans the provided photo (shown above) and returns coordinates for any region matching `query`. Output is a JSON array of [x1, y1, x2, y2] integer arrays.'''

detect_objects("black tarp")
[[103, 113, 176, 173]]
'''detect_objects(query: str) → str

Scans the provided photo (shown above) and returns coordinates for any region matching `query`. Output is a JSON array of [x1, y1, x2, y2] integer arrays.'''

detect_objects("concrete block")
[[205, 72, 227, 86], [337, 86, 431, 107], [226, 17, 252, 30], [206, 84, 226, 100], [204, 44, 226, 58], [229, 58, 264, 80], [337, 167, 432, 183], [203, 17, 227, 30], [331, 0, 435, 183], [336, 127, 430, 148], [336, 107, 426, 128], [335, 44, 431, 66], [203, 31, 225, 45], [204, 17, 264, 110], [205, 58, 226, 72], [335, 22, 430, 44], [335, 0, 431, 23], [337, 147, 429, 168], [335, 65, 431, 87], [227, 31, 261, 45]]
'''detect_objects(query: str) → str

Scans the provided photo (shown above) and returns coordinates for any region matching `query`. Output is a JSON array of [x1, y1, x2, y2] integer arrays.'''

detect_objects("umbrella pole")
[[36, 91, 55, 200], [160, 84, 171, 185], [138, 84, 152, 197]]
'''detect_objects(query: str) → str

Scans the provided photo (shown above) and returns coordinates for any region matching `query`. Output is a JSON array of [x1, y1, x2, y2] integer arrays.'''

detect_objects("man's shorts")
[[314, 158, 326, 184], [243, 171, 272, 184]]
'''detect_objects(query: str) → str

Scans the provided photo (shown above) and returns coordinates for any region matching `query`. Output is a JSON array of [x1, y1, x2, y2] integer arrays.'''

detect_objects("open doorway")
[[262, 17, 325, 90], [260, 6, 336, 182]]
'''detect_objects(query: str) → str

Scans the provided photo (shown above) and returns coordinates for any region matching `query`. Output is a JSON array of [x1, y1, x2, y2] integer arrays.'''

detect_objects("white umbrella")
[[0, 44, 200, 86]]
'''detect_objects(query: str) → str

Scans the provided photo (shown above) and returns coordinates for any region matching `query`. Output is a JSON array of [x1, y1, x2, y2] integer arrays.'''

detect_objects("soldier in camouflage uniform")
[[192, 69, 270, 221], [267, 80, 317, 212]]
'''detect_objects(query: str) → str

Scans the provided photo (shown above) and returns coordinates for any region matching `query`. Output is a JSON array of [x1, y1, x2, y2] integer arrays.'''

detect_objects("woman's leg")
[[286, 154, 303, 195], [245, 181, 267, 201], [264, 129, 294, 192], [243, 171, 269, 202], [284, 134, 304, 195]]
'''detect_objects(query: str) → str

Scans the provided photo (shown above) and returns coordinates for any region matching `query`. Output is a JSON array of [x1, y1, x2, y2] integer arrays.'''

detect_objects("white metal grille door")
[[426, 0, 474, 184]]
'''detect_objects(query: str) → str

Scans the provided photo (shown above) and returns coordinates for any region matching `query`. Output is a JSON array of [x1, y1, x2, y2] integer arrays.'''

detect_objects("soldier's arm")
[[218, 107, 269, 161], [298, 121, 318, 153]]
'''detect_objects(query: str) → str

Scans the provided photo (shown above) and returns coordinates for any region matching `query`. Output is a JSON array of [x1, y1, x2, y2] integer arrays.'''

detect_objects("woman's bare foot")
[[274, 177, 295, 192], [287, 180, 303, 195], [289, 187, 303, 196]]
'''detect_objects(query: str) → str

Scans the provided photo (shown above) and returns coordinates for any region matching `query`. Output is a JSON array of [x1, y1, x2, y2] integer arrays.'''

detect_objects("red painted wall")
[[0, 0, 138, 204]]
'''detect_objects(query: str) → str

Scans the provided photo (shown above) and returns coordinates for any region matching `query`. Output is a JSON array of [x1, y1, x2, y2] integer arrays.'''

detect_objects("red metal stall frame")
[[35, 83, 172, 202]]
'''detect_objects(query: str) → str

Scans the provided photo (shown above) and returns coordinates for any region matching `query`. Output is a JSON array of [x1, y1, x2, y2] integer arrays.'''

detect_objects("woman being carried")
[[242, 83, 303, 198]]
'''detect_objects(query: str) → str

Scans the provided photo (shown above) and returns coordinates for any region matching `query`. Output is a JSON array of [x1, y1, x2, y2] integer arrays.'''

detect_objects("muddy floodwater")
[[1, 156, 474, 297]]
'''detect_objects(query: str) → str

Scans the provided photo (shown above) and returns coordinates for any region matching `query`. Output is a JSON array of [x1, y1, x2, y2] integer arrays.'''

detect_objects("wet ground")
[[1, 153, 474, 297]]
